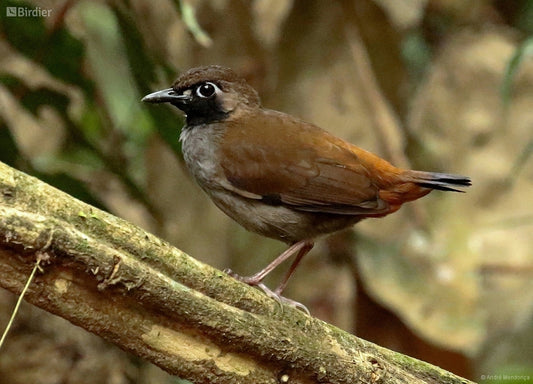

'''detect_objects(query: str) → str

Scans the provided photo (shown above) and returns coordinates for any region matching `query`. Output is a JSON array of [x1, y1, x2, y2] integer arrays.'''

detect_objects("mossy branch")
[[0, 161, 473, 384]]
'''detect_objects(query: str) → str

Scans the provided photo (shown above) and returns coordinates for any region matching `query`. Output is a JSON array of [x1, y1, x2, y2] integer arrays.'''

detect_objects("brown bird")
[[143, 65, 471, 306]]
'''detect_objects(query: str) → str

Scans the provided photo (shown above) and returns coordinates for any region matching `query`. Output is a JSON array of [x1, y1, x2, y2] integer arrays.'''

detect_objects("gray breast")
[[180, 124, 226, 190]]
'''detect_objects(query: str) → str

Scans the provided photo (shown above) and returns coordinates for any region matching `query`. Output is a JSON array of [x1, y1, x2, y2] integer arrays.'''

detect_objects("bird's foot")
[[256, 283, 310, 315], [223, 268, 262, 285], [224, 268, 310, 315]]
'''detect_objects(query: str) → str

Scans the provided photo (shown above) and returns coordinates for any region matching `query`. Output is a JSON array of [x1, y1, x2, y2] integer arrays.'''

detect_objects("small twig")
[[342, 17, 409, 169], [0, 256, 43, 350], [0, 229, 53, 350], [479, 263, 533, 276]]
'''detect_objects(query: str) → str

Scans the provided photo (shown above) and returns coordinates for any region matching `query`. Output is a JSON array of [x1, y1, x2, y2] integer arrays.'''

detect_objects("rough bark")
[[0, 161, 474, 384]]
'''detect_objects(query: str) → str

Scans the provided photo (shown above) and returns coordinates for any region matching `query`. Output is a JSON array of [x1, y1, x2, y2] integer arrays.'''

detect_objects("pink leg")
[[228, 239, 314, 287], [274, 240, 314, 294], [225, 239, 315, 313]]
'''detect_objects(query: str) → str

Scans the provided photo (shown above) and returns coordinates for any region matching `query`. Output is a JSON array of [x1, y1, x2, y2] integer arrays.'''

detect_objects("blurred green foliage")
[[0, 0, 188, 218]]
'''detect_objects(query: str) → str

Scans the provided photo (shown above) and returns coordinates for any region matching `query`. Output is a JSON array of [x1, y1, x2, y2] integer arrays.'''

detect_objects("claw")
[[256, 283, 311, 315], [225, 270, 310, 315], [223, 268, 238, 278]]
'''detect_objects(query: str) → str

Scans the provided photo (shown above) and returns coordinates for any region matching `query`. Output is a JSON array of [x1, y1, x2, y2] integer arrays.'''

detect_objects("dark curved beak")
[[142, 88, 190, 104]]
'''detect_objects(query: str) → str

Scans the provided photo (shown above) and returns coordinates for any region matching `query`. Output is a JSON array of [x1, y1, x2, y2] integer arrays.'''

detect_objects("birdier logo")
[[6, 6, 52, 17]]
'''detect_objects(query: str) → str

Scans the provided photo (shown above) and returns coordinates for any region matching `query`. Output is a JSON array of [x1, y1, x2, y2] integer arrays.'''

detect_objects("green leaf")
[[110, 4, 184, 156], [175, 0, 212, 47], [501, 36, 533, 109], [508, 137, 533, 183], [501, 36, 533, 182], [110, 4, 157, 92]]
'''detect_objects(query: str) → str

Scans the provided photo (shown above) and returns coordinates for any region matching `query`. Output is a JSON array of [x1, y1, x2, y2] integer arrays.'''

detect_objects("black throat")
[[184, 110, 229, 126], [176, 98, 229, 126]]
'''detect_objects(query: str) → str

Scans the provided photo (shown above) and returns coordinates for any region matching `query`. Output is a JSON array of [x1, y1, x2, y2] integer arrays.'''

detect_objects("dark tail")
[[408, 171, 472, 192]]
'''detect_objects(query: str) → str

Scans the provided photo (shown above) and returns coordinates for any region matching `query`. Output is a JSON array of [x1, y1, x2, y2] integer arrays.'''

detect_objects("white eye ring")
[[196, 82, 219, 98]]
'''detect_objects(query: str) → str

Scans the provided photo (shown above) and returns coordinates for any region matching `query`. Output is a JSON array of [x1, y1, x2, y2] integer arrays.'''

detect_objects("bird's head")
[[142, 65, 260, 126]]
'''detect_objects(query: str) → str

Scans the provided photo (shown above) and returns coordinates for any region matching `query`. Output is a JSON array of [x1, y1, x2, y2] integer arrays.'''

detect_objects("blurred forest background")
[[1, 0, 532, 383]]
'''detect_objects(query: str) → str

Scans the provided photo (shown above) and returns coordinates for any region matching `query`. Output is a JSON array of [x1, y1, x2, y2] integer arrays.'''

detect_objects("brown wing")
[[220, 109, 390, 215]]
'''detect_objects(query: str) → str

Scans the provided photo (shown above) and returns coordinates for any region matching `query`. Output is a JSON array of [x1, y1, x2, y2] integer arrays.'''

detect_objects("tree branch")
[[0, 161, 473, 384]]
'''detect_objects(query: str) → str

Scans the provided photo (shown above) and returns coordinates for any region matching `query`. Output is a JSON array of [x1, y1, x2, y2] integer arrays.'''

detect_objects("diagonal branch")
[[0, 161, 473, 384]]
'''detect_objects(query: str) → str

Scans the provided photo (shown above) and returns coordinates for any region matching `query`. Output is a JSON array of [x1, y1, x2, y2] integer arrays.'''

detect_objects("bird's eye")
[[196, 82, 217, 98]]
